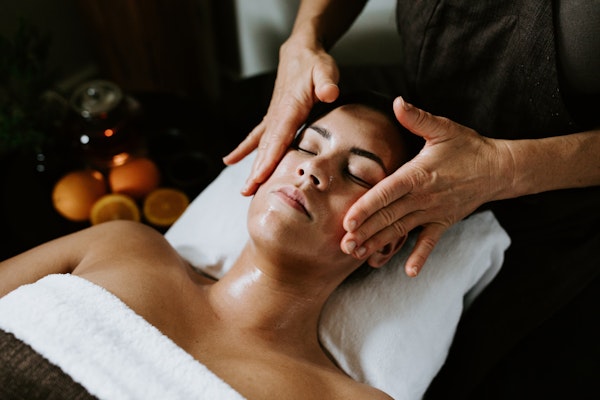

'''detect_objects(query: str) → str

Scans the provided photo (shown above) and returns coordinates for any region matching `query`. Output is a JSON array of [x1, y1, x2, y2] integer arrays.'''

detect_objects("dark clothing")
[[0, 328, 97, 400], [391, 1, 599, 398], [395, 0, 599, 137]]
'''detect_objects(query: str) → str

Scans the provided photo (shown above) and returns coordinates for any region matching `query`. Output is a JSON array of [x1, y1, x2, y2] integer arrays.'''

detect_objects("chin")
[[248, 206, 299, 244]]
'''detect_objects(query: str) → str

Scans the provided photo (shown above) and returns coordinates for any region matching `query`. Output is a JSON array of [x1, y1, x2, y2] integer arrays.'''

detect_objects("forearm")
[[0, 233, 84, 297], [288, 0, 368, 50], [499, 129, 600, 199]]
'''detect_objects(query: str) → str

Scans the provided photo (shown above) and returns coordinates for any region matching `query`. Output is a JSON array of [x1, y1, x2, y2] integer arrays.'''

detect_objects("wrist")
[[287, 17, 327, 52], [498, 140, 527, 200], [489, 138, 523, 200], [495, 131, 600, 199]]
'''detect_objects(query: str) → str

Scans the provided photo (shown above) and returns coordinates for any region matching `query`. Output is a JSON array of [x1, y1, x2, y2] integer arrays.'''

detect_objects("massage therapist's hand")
[[342, 97, 513, 277], [223, 37, 340, 196]]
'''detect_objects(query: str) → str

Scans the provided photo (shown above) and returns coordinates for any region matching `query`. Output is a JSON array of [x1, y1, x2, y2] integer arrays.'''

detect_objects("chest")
[[189, 345, 354, 400], [141, 302, 356, 400], [76, 262, 365, 399]]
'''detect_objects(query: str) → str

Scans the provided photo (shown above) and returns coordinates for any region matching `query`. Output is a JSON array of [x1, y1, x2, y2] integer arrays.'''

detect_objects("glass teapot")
[[68, 79, 142, 170]]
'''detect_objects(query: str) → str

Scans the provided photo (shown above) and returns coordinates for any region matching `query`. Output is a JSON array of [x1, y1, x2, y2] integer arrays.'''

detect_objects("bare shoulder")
[[79, 219, 169, 249], [362, 385, 394, 399], [0, 220, 169, 296], [71, 220, 210, 328], [221, 355, 394, 400], [73, 220, 199, 296], [291, 361, 394, 400], [72, 219, 198, 278], [73, 220, 182, 269], [342, 379, 393, 400], [304, 373, 394, 400]]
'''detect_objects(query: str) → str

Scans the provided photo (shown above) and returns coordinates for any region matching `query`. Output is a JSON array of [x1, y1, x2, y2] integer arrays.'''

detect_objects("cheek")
[[320, 193, 362, 239], [271, 155, 297, 177]]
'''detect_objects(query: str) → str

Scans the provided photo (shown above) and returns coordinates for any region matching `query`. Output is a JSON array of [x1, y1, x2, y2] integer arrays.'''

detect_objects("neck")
[[206, 243, 342, 351]]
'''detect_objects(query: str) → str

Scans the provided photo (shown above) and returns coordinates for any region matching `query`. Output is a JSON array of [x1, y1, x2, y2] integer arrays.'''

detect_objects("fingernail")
[[399, 96, 412, 111], [347, 219, 357, 231], [410, 266, 418, 277], [242, 180, 252, 194], [356, 246, 367, 258], [344, 241, 356, 254]]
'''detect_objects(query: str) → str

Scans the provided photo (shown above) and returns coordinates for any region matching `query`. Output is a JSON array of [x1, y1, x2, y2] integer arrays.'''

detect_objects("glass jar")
[[68, 80, 142, 170]]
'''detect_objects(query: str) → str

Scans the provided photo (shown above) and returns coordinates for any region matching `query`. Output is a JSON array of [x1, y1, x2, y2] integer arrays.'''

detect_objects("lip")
[[274, 186, 311, 218]]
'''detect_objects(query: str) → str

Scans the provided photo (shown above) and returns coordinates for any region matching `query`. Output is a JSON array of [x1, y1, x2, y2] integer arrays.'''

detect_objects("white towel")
[[319, 211, 509, 400], [0, 274, 245, 400]]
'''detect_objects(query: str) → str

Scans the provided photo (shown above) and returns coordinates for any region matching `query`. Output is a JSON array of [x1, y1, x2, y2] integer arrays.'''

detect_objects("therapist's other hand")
[[223, 38, 340, 196], [342, 97, 512, 277]]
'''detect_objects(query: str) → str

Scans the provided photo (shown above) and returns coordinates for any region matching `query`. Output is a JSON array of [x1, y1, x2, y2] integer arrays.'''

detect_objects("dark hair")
[[298, 90, 424, 160]]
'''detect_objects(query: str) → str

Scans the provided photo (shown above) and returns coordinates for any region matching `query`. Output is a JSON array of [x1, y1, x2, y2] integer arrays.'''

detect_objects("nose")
[[297, 159, 330, 190]]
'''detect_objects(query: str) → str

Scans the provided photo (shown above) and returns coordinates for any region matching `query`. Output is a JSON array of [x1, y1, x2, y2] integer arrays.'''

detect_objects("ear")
[[366, 235, 407, 268]]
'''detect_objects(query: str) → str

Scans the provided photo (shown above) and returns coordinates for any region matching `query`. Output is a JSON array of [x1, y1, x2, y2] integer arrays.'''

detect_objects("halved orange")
[[143, 188, 189, 228], [90, 193, 141, 225]]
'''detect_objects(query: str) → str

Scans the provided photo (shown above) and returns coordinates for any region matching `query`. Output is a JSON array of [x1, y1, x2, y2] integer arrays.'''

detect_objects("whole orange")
[[108, 157, 161, 200], [52, 169, 107, 222]]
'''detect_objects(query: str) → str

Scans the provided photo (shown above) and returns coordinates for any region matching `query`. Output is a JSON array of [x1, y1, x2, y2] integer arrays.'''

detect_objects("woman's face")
[[247, 104, 406, 268]]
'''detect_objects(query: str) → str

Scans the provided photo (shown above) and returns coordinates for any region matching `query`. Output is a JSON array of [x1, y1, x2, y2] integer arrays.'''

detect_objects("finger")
[[241, 138, 289, 196], [240, 154, 264, 195], [313, 57, 340, 103], [404, 223, 446, 277], [315, 82, 339, 103], [341, 196, 416, 252], [343, 168, 413, 232], [341, 218, 410, 260], [242, 118, 301, 195], [243, 100, 313, 195], [223, 121, 265, 165], [393, 96, 453, 144], [342, 204, 430, 259]]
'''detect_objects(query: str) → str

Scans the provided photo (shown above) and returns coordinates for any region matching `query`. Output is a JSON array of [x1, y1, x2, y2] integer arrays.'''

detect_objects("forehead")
[[310, 104, 406, 168], [316, 104, 396, 135]]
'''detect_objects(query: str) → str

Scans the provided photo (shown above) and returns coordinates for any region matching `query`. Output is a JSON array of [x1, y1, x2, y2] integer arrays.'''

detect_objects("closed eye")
[[345, 168, 373, 188], [291, 134, 318, 155], [293, 144, 317, 156]]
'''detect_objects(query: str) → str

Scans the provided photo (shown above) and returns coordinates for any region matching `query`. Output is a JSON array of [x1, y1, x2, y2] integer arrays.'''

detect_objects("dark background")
[[1, 2, 598, 399], [0, 0, 276, 259]]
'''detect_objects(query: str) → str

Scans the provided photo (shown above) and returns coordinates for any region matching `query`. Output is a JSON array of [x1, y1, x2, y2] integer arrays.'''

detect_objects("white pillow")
[[165, 151, 510, 400]]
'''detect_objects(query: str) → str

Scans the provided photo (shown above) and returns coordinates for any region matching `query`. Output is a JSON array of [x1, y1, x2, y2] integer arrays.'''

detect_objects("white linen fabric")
[[0, 274, 246, 400], [165, 151, 511, 400]]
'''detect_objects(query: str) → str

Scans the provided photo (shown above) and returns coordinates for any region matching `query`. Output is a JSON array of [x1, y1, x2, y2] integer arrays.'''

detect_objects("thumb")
[[313, 57, 340, 103], [393, 96, 453, 144]]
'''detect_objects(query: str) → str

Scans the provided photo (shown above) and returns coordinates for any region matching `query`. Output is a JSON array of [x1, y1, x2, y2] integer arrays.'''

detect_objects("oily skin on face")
[[246, 104, 406, 272]]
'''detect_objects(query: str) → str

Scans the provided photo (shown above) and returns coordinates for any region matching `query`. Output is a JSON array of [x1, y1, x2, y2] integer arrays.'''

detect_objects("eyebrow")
[[309, 125, 388, 174]]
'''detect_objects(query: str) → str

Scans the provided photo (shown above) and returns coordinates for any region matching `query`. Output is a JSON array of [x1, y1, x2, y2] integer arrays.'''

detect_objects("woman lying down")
[[0, 91, 419, 399]]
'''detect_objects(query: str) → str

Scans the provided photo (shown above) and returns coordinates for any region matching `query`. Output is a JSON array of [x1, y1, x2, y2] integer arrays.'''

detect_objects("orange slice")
[[143, 188, 189, 228], [90, 193, 141, 225]]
